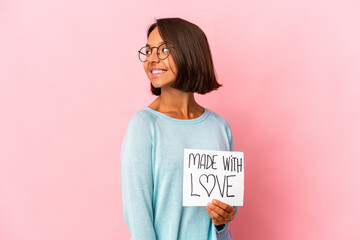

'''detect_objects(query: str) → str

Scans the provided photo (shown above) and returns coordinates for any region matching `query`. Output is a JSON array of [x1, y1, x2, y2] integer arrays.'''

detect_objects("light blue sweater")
[[121, 107, 237, 240]]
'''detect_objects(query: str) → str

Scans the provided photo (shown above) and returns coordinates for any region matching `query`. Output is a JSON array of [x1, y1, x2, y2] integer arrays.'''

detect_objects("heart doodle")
[[199, 174, 216, 197]]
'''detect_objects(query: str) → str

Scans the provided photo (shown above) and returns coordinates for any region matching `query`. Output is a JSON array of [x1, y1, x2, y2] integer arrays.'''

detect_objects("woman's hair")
[[147, 18, 222, 95]]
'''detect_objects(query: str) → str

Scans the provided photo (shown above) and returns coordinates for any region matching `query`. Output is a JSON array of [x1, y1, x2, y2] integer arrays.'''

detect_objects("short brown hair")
[[147, 18, 221, 95]]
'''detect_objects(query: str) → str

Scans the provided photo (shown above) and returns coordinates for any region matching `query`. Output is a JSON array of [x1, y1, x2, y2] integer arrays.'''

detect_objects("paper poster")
[[183, 149, 244, 206]]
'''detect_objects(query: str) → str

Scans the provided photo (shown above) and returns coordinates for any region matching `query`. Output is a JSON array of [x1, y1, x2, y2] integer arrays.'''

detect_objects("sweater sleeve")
[[121, 112, 157, 239]]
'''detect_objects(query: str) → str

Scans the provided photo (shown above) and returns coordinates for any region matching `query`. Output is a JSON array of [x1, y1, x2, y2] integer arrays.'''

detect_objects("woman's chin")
[[150, 80, 174, 89], [150, 82, 162, 89]]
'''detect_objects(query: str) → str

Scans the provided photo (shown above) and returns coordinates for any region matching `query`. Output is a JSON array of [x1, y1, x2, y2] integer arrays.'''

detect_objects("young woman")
[[121, 18, 237, 240]]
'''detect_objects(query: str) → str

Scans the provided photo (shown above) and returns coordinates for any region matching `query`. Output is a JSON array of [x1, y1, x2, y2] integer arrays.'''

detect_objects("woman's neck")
[[148, 86, 204, 119]]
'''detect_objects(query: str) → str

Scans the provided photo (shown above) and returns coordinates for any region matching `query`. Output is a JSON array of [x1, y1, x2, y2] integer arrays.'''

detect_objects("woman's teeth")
[[151, 70, 166, 74]]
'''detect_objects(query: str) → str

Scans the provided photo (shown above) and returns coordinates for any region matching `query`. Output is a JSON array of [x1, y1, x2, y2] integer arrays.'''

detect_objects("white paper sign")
[[183, 149, 244, 206]]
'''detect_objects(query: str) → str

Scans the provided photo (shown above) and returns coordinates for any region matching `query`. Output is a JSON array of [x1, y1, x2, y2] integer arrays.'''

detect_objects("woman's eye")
[[146, 50, 152, 55], [162, 48, 169, 52]]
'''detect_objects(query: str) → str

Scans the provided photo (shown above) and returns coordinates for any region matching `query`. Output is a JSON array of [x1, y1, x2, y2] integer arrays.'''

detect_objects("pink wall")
[[1, 0, 359, 239]]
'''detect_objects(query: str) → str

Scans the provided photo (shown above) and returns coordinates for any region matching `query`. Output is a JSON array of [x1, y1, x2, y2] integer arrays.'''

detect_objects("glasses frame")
[[138, 43, 175, 62]]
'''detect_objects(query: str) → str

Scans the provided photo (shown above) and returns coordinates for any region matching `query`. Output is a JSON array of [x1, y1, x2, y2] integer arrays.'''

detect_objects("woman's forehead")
[[146, 27, 164, 46]]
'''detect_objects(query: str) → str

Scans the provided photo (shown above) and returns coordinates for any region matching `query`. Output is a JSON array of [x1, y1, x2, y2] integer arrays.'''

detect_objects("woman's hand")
[[205, 199, 235, 226]]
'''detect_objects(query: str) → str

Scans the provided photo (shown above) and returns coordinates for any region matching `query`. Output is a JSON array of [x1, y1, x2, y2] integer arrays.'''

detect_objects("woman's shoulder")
[[123, 108, 158, 139], [206, 108, 231, 127], [128, 108, 157, 125]]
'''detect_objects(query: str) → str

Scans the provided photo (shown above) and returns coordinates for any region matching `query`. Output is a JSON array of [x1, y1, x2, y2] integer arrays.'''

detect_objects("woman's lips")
[[150, 69, 167, 78]]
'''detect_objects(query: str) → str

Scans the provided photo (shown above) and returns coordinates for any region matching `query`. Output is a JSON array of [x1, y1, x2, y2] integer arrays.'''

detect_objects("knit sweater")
[[121, 107, 236, 240]]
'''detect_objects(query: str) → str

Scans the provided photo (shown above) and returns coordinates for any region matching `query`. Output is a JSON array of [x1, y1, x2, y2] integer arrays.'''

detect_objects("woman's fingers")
[[205, 204, 225, 226], [211, 200, 235, 215], [206, 203, 232, 222], [206, 199, 235, 225]]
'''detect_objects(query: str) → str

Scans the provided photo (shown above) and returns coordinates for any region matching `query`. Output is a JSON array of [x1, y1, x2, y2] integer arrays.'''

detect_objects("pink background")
[[1, 0, 359, 239]]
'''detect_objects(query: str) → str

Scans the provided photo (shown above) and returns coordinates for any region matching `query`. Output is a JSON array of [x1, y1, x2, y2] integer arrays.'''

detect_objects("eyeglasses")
[[138, 43, 174, 62]]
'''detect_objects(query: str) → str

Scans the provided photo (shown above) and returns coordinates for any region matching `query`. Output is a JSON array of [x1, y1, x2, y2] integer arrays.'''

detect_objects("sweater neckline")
[[145, 107, 209, 124]]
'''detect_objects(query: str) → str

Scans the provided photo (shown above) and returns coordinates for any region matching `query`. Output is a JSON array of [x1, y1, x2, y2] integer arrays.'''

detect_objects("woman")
[[121, 18, 237, 240]]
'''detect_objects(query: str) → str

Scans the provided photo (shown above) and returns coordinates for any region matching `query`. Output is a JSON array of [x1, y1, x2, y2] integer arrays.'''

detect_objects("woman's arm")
[[121, 112, 156, 239]]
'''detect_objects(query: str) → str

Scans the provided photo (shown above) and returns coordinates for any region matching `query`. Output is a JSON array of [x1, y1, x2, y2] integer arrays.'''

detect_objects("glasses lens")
[[158, 44, 171, 60], [138, 47, 148, 62]]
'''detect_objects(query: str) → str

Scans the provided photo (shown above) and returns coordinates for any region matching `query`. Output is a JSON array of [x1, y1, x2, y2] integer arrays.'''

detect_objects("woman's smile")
[[150, 67, 168, 78]]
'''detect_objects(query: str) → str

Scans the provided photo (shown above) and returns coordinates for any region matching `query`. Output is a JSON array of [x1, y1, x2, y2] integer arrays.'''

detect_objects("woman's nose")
[[147, 50, 160, 63]]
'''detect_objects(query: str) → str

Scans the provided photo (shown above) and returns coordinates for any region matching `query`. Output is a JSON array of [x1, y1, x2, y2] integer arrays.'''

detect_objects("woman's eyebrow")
[[146, 42, 165, 48]]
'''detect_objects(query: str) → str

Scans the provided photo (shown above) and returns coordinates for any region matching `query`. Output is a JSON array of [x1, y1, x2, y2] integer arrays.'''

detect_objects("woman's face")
[[143, 27, 177, 89]]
